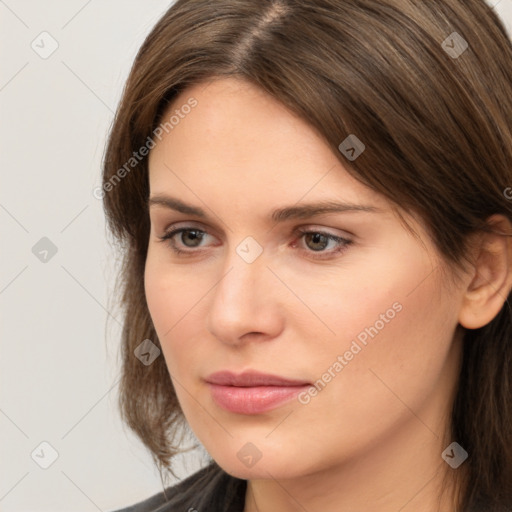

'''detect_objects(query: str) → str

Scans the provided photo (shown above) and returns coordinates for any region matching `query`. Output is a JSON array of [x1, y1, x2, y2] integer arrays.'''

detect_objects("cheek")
[[144, 255, 195, 372], [312, 272, 456, 434], [276, 236, 445, 364], [282, 275, 459, 467], [298, 242, 457, 411]]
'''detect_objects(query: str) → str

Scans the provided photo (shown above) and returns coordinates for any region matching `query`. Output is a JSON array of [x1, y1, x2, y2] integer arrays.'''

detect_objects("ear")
[[458, 214, 512, 329]]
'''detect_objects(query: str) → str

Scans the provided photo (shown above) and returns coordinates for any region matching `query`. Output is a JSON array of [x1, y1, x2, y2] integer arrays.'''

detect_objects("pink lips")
[[205, 370, 312, 414]]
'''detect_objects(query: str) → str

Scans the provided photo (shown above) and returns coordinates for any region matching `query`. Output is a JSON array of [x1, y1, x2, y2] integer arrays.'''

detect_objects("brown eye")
[[158, 227, 211, 254], [303, 232, 330, 252], [178, 229, 205, 248], [295, 228, 353, 260]]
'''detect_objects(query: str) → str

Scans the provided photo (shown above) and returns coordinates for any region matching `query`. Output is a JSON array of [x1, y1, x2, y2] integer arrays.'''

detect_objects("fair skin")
[[145, 77, 512, 512]]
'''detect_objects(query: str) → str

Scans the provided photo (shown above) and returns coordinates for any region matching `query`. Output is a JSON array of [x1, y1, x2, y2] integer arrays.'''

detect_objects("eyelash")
[[157, 226, 353, 260]]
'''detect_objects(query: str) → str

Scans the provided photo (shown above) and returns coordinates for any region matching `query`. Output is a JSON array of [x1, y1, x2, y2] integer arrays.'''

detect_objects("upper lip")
[[205, 370, 311, 387]]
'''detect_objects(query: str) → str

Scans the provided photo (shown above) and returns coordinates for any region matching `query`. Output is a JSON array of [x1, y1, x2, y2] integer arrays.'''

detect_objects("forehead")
[[156, 78, 328, 168], [148, 78, 383, 209]]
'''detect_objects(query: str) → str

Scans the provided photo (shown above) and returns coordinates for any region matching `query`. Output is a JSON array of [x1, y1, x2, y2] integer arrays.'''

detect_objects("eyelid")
[[157, 221, 352, 243], [157, 219, 353, 238]]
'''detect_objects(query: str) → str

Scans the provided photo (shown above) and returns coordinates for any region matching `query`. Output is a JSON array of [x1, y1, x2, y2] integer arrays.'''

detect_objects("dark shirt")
[[112, 462, 247, 512]]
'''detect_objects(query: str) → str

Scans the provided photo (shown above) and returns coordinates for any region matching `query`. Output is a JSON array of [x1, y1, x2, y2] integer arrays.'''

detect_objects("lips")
[[205, 370, 312, 414], [205, 370, 311, 387]]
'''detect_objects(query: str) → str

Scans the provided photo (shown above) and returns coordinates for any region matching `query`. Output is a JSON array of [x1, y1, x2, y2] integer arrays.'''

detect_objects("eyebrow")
[[148, 195, 383, 223]]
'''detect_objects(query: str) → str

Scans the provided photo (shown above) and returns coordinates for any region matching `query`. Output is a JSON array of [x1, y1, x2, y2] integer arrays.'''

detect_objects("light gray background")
[[1, 1, 511, 511]]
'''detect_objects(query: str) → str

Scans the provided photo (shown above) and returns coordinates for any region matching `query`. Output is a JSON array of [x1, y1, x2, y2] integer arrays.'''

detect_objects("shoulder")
[[111, 461, 247, 512]]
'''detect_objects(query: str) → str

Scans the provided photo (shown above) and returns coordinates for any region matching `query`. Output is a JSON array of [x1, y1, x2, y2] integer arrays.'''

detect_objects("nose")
[[205, 245, 283, 346]]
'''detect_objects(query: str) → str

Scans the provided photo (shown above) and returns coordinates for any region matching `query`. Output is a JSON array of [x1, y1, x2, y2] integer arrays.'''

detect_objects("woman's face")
[[145, 77, 464, 480]]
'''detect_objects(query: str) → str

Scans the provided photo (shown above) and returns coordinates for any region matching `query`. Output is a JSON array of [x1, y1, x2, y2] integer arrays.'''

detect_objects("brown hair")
[[101, 1, 512, 510]]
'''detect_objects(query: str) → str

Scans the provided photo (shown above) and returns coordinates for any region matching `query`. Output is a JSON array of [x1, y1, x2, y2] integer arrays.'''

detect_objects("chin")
[[213, 449, 308, 481]]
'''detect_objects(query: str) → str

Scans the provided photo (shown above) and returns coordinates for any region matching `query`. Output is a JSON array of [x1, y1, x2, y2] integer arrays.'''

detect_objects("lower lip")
[[207, 383, 311, 414]]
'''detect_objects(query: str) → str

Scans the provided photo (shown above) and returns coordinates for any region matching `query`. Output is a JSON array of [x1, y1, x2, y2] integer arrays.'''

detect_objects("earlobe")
[[458, 214, 512, 330]]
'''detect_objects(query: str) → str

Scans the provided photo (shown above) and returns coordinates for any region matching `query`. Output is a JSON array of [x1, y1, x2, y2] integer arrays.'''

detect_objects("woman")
[[103, 1, 512, 510]]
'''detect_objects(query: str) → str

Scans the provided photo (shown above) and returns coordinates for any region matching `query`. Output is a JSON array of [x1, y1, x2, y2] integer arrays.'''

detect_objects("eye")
[[157, 227, 212, 255], [293, 228, 353, 260], [157, 225, 353, 260]]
